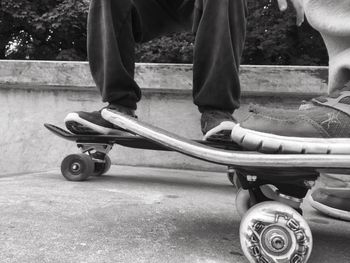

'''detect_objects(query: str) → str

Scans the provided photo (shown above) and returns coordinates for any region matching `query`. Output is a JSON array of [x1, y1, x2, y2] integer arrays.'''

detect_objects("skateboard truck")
[[78, 143, 113, 155]]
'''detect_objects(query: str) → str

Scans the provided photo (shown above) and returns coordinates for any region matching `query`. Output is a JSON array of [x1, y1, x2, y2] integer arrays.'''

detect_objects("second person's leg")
[[193, 0, 247, 135], [193, 0, 247, 113]]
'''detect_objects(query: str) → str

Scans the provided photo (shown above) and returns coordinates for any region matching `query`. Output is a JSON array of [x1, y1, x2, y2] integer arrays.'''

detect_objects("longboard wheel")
[[61, 154, 94, 181], [92, 155, 112, 177], [240, 201, 312, 263]]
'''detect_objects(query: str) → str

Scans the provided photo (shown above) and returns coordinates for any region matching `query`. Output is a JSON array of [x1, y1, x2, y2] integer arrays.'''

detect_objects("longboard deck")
[[100, 109, 350, 170]]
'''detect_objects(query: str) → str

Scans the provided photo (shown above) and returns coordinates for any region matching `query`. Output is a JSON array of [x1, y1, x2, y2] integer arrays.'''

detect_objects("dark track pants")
[[88, 0, 247, 112]]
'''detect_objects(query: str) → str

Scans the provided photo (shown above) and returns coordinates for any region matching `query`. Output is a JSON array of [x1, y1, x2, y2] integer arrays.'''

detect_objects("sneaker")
[[64, 104, 136, 135], [201, 110, 236, 141], [309, 187, 350, 221], [319, 173, 350, 188], [232, 91, 350, 153]]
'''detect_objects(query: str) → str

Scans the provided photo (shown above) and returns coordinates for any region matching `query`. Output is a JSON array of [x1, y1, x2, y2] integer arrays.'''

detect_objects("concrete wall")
[[0, 60, 329, 175]]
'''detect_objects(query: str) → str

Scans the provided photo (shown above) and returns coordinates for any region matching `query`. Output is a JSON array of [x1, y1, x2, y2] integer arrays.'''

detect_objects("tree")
[[242, 0, 328, 65], [0, 0, 88, 60], [137, 0, 329, 65], [0, 0, 328, 65]]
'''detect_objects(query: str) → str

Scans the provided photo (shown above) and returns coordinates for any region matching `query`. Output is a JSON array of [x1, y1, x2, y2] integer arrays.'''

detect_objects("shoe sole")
[[203, 121, 237, 142], [64, 113, 129, 135], [231, 124, 350, 154], [308, 195, 350, 221]]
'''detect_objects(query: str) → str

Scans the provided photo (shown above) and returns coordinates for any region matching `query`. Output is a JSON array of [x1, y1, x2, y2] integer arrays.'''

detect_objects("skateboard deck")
[[44, 123, 242, 151]]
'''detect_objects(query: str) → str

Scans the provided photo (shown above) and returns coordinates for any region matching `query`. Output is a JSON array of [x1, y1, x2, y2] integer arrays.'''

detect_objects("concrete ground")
[[0, 166, 349, 263]]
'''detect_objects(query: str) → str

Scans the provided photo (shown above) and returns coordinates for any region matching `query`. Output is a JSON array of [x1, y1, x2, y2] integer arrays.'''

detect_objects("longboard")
[[45, 110, 350, 263]]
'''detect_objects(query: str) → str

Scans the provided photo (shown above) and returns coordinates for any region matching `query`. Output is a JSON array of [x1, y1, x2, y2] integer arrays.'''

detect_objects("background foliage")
[[0, 0, 89, 60], [0, 0, 328, 65]]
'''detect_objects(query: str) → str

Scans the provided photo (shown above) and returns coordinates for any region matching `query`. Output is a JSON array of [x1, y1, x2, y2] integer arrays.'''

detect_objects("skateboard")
[[45, 110, 350, 263]]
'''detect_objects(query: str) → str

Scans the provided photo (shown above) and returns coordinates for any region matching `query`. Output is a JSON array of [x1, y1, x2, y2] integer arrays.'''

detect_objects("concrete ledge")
[[0, 60, 328, 95], [0, 60, 329, 174]]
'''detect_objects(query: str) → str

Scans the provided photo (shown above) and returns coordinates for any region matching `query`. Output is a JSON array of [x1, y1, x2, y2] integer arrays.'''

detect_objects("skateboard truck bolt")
[[246, 175, 257, 182]]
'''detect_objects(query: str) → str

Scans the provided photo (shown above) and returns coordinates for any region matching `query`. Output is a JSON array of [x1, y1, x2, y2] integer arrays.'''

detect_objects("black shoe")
[[64, 105, 136, 135], [201, 110, 236, 141]]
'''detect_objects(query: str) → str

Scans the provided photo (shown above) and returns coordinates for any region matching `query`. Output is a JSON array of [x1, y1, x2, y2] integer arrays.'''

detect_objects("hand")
[[277, 0, 305, 26]]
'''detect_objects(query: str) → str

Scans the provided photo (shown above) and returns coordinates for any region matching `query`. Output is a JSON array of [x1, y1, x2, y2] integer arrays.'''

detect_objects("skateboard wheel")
[[92, 155, 111, 177], [61, 154, 94, 181], [240, 201, 312, 263], [103, 155, 111, 173], [235, 188, 251, 218]]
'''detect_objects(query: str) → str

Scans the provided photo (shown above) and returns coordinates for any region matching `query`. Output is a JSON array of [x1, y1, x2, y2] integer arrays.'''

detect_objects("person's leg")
[[192, 0, 247, 137], [193, 0, 247, 114], [88, 0, 192, 109], [87, 0, 140, 110], [65, 0, 193, 134], [91, 0, 247, 114]]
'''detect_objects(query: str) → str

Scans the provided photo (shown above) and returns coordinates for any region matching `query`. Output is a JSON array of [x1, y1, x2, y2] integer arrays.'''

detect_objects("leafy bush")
[[0, 0, 88, 60], [243, 0, 328, 65], [0, 0, 328, 65], [135, 33, 194, 63]]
